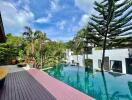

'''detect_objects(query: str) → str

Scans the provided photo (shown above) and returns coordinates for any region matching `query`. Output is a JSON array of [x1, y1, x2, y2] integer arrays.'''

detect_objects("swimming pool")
[[45, 65, 132, 100]]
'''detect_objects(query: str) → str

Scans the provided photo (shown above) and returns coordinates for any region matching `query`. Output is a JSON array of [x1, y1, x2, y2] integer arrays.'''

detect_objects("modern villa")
[[65, 48, 132, 74]]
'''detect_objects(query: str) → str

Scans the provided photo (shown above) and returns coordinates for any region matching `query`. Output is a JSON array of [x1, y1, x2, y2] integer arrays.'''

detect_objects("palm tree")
[[73, 32, 84, 66], [35, 31, 47, 68], [23, 27, 43, 61], [77, 27, 100, 68]]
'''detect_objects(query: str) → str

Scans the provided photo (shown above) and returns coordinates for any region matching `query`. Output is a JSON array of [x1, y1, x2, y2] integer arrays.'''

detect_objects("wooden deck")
[[0, 68, 93, 100], [0, 71, 56, 100]]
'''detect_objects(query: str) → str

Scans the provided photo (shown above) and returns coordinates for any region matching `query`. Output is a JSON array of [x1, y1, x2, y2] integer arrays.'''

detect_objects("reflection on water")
[[45, 65, 132, 100]]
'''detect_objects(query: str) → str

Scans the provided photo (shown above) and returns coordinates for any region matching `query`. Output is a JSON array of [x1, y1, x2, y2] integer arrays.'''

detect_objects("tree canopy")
[[76, 0, 132, 70]]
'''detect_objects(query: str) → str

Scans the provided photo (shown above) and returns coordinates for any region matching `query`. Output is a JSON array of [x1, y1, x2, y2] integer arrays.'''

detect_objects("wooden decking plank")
[[27, 71, 56, 100], [26, 71, 56, 100], [12, 72, 21, 100], [8, 74, 12, 100], [0, 71, 56, 100], [20, 71, 38, 100], [5, 74, 11, 100], [18, 71, 37, 100], [6, 74, 11, 100], [14, 72, 27, 100], [0, 75, 8, 100], [4, 75, 10, 100], [27, 73, 55, 100], [18, 71, 52, 100], [26, 74, 47, 100], [12, 72, 26, 100], [10, 73, 16, 100]]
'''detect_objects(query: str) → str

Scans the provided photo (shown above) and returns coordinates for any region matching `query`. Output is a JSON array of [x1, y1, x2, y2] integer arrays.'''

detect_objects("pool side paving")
[[28, 69, 93, 100]]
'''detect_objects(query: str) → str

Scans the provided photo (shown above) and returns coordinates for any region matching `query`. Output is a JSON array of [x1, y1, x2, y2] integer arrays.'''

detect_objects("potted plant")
[[11, 59, 16, 65]]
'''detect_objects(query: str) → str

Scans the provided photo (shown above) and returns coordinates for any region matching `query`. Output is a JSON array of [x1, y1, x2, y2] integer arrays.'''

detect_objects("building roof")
[[0, 12, 6, 43]]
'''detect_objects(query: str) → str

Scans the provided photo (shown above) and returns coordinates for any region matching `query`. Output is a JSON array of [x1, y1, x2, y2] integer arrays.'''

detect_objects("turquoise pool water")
[[45, 65, 132, 100]]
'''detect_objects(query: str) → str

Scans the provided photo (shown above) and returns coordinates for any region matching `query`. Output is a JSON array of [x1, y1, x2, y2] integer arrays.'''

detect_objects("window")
[[98, 59, 101, 68], [110, 60, 122, 73]]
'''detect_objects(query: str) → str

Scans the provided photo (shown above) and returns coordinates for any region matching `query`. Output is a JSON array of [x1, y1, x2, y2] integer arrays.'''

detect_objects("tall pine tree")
[[89, 0, 132, 71]]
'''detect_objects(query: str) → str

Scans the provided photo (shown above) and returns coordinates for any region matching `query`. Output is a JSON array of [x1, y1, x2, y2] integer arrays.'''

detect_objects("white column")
[[122, 59, 126, 74]]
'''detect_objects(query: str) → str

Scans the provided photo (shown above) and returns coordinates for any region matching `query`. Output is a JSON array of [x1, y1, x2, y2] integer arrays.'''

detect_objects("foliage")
[[84, 0, 132, 70], [0, 31, 66, 68], [65, 40, 74, 50], [84, 59, 93, 68], [66, 30, 85, 55], [0, 34, 22, 64], [34, 31, 47, 68], [43, 41, 66, 67], [89, 0, 132, 47], [73, 31, 85, 55], [23, 26, 43, 58]]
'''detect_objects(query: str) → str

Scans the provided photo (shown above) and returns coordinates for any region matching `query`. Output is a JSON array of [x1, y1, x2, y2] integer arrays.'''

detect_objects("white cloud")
[[35, 0, 61, 24], [75, 0, 102, 29], [0, 1, 34, 35], [35, 13, 52, 23], [56, 20, 66, 30], [79, 14, 89, 27], [50, 0, 60, 12], [36, 0, 62, 25], [42, 27, 74, 42], [75, 0, 102, 14], [13, 0, 30, 11]]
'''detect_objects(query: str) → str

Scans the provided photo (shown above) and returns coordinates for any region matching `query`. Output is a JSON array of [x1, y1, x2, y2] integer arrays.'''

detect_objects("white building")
[[65, 49, 84, 66], [65, 48, 132, 74]]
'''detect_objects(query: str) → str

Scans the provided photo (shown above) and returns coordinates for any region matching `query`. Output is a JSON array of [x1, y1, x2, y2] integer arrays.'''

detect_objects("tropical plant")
[[65, 40, 74, 50], [73, 34, 84, 63], [0, 34, 22, 64], [89, 0, 132, 71], [34, 31, 47, 68], [23, 26, 40, 59], [43, 41, 66, 67]]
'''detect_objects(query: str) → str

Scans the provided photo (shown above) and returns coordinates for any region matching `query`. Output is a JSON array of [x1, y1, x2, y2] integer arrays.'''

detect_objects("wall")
[[65, 48, 129, 74], [65, 49, 85, 67], [88, 48, 129, 73]]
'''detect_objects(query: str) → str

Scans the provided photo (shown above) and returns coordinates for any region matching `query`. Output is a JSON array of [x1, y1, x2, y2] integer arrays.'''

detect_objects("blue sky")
[[0, 0, 101, 41]]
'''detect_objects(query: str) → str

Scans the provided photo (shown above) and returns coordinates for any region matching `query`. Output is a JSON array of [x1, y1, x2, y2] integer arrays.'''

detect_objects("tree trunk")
[[77, 54, 79, 66], [31, 39, 36, 68], [101, 34, 107, 71], [40, 41, 43, 69], [31, 39, 35, 59], [41, 52, 43, 69], [83, 53, 85, 67], [101, 72, 109, 100]]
